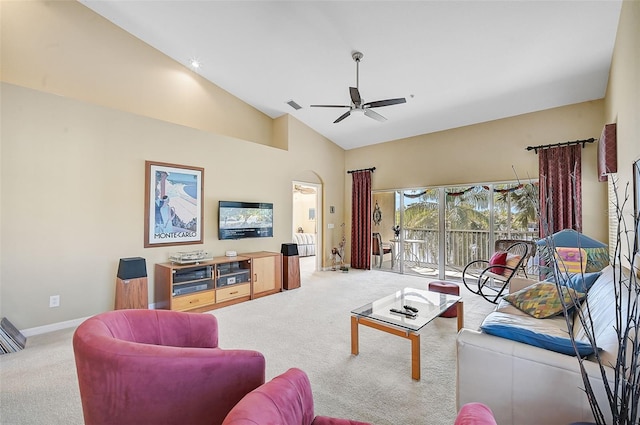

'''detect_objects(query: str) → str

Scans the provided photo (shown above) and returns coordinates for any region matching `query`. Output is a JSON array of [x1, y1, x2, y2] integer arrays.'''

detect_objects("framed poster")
[[144, 161, 204, 248]]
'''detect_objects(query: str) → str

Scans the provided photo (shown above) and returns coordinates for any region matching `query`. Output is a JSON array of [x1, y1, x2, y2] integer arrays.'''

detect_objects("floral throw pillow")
[[503, 282, 586, 319]]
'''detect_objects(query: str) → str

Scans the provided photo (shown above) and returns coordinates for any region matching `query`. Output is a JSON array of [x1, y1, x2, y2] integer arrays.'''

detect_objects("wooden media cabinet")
[[155, 251, 282, 312]]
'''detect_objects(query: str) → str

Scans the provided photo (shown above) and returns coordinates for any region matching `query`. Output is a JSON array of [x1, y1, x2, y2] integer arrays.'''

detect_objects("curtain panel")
[[539, 144, 582, 237], [350, 170, 372, 269]]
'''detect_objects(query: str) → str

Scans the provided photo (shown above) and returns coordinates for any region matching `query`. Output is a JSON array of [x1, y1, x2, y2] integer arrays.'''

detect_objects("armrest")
[[456, 328, 613, 425], [90, 309, 219, 348], [508, 276, 538, 293]]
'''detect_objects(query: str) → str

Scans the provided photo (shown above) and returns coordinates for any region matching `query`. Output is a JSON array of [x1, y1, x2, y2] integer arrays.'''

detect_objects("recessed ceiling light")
[[190, 59, 201, 69]]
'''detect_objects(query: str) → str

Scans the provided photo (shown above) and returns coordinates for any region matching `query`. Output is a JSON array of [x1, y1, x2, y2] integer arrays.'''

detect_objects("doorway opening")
[[292, 182, 322, 273]]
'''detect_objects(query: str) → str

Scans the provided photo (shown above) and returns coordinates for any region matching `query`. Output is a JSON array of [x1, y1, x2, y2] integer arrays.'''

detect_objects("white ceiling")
[[79, 1, 622, 150]]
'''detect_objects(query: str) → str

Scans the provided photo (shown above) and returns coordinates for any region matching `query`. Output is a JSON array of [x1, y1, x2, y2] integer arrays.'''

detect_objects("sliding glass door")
[[372, 181, 538, 279], [444, 185, 491, 279], [402, 188, 439, 277]]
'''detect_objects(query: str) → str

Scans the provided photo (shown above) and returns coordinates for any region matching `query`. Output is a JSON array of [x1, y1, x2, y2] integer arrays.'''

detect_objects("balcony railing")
[[401, 228, 538, 272]]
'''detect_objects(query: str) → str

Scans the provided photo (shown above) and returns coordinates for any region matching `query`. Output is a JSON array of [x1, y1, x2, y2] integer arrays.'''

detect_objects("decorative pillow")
[[584, 247, 610, 272], [489, 251, 507, 274], [503, 282, 585, 318], [554, 247, 588, 274], [504, 254, 522, 276], [481, 312, 597, 356], [546, 272, 602, 293]]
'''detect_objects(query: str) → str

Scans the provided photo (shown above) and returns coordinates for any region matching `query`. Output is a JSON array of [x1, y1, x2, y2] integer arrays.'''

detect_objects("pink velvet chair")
[[222, 367, 371, 425], [73, 309, 265, 425], [454, 403, 498, 425]]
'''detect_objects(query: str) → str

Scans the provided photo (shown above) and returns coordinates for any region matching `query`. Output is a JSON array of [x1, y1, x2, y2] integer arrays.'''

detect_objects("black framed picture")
[[144, 161, 204, 248]]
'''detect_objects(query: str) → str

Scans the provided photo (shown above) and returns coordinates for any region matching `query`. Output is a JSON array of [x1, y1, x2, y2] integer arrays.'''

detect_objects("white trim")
[[20, 303, 158, 337], [21, 317, 88, 337]]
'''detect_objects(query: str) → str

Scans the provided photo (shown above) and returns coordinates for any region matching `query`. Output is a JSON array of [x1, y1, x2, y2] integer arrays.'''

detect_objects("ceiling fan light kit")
[[311, 51, 406, 124]]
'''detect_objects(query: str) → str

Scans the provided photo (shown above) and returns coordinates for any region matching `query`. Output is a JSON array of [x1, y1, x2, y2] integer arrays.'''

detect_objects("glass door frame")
[[373, 180, 538, 279]]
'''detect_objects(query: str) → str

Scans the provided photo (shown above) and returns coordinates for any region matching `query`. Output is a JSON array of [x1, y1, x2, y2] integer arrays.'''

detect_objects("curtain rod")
[[525, 138, 596, 154], [347, 167, 376, 174]]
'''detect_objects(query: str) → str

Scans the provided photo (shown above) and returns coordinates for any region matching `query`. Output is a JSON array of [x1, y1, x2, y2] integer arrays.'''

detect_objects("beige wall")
[[0, 1, 345, 330], [1, 83, 345, 330], [604, 0, 640, 269], [346, 100, 608, 247], [1, 0, 274, 147]]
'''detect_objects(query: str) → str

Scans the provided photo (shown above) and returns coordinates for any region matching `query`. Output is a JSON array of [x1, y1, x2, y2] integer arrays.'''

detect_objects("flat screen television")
[[218, 201, 274, 240]]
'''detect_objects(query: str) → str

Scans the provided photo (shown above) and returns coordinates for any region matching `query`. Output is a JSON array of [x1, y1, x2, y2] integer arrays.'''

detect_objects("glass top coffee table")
[[350, 287, 463, 380]]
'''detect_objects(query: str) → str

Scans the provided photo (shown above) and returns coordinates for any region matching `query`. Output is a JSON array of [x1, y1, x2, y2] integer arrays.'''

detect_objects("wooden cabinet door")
[[252, 256, 276, 294]]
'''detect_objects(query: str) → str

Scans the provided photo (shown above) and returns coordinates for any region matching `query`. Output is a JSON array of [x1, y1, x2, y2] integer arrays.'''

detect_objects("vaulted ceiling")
[[80, 1, 623, 150]]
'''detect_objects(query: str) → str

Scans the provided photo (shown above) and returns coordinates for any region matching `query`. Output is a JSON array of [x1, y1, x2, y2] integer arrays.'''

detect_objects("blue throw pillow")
[[546, 272, 602, 293], [481, 314, 597, 357]]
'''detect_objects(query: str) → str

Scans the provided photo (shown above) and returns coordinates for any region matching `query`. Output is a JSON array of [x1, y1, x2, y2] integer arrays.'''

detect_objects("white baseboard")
[[21, 303, 158, 337], [21, 317, 88, 337]]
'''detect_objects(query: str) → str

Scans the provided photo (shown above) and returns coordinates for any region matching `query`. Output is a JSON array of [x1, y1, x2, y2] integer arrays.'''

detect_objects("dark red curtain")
[[350, 170, 372, 269], [539, 145, 582, 237]]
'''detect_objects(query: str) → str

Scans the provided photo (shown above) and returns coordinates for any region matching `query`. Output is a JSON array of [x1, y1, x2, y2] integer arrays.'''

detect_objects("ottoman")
[[428, 281, 459, 318]]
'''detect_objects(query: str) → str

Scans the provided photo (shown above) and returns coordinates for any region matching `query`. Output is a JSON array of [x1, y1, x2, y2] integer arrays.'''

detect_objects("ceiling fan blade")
[[310, 104, 351, 108], [349, 87, 361, 106], [363, 98, 407, 109], [333, 110, 351, 123], [364, 108, 387, 122]]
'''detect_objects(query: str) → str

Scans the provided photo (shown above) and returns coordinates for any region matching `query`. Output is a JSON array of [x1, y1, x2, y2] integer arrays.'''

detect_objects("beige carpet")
[[0, 258, 494, 425]]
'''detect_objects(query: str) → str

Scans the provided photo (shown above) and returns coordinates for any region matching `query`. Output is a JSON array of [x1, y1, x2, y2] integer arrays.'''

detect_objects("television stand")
[[154, 251, 282, 312]]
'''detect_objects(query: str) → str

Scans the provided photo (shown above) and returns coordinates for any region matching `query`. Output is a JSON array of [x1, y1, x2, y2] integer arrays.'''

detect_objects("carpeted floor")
[[0, 257, 495, 425]]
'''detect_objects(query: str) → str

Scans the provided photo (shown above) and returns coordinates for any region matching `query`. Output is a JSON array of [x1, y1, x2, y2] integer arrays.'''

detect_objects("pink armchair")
[[222, 367, 371, 425], [73, 309, 265, 425], [454, 403, 498, 425]]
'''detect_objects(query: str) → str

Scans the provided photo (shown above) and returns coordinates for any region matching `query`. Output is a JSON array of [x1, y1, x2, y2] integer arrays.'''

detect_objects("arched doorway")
[[292, 181, 322, 272]]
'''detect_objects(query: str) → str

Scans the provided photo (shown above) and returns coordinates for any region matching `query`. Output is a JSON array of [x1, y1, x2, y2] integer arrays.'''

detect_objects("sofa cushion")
[[489, 251, 507, 274], [572, 265, 634, 366], [503, 282, 585, 319], [480, 311, 597, 356]]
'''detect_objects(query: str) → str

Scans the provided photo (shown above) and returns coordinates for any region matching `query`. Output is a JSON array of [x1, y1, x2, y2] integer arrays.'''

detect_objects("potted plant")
[[392, 225, 401, 239]]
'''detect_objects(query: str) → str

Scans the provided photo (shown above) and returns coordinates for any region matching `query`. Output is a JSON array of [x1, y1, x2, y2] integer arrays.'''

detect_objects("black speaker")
[[117, 257, 147, 280], [281, 243, 299, 256]]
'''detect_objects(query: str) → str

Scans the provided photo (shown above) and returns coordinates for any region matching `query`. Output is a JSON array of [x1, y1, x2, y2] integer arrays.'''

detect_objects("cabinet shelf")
[[155, 251, 282, 312], [218, 269, 250, 277], [172, 277, 212, 286]]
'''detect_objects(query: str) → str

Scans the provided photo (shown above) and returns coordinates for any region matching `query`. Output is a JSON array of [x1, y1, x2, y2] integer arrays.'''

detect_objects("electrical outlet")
[[49, 295, 60, 308]]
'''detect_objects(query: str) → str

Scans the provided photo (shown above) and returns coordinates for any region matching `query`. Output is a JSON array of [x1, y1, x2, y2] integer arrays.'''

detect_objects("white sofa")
[[292, 233, 316, 257], [456, 265, 632, 425]]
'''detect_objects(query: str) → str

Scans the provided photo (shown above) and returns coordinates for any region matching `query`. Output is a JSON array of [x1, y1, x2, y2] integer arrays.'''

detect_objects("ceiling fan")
[[311, 51, 406, 123]]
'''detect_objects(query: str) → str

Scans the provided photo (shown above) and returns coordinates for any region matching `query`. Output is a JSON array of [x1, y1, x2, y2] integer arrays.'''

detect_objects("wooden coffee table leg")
[[457, 301, 464, 331], [351, 316, 359, 355], [409, 332, 420, 380], [351, 316, 422, 380]]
